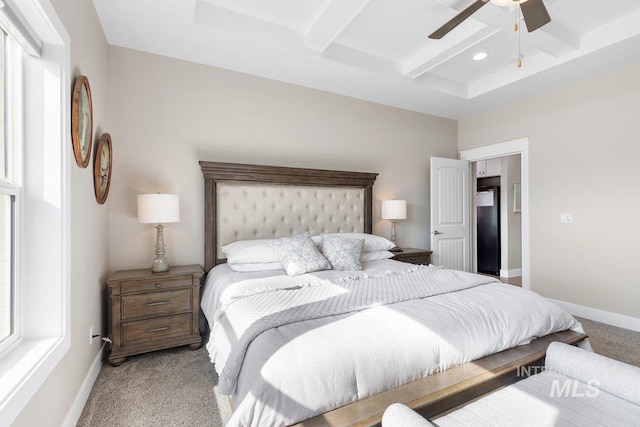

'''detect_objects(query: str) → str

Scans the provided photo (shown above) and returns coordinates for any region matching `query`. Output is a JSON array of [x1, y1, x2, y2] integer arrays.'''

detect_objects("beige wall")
[[106, 47, 458, 272], [459, 63, 640, 319], [13, 0, 109, 425]]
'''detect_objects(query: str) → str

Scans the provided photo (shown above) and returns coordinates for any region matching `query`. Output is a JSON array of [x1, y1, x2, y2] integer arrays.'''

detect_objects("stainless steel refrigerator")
[[477, 186, 500, 275]]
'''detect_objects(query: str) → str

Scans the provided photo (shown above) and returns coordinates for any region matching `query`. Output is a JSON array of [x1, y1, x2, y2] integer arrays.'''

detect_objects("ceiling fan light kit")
[[490, 0, 528, 7], [428, 0, 550, 38], [429, 0, 550, 68]]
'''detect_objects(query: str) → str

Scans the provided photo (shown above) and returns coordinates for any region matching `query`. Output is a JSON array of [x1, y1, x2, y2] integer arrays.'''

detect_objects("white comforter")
[[201, 260, 585, 427]]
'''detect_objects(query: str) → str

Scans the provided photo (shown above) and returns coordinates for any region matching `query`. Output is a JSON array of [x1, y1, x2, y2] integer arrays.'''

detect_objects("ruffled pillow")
[[269, 232, 331, 276], [321, 235, 364, 271]]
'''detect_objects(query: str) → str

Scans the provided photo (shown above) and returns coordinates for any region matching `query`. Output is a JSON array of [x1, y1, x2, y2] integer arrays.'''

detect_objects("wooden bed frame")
[[199, 161, 588, 427]]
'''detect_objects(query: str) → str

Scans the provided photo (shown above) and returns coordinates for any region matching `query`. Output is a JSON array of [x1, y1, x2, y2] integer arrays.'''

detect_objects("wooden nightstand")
[[392, 248, 433, 265], [106, 264, 204, 366]]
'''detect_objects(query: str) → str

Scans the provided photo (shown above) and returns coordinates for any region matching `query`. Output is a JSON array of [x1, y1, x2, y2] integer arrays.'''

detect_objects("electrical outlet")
[[560, 213, 573, 224], [89, 325, 94, 345]]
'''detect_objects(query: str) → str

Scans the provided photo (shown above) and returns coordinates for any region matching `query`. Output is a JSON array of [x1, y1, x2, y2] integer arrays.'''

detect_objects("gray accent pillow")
[[269, 232, 331, 276], [321, 235, 364, 271]]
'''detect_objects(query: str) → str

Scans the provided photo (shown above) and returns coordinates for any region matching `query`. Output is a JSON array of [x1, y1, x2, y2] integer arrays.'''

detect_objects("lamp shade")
[[137, 194, 180, 224], [381, 200, 407, 220]]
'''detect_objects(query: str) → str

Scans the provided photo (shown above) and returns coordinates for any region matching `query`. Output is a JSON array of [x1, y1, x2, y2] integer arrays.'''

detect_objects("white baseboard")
[[62, 344, 104, 427], [500, 268, 522, 278], [548, 298, 640, 333]]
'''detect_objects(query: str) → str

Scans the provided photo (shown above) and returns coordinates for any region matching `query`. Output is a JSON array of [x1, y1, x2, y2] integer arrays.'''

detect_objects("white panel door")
[[430, 157, 470, 271]]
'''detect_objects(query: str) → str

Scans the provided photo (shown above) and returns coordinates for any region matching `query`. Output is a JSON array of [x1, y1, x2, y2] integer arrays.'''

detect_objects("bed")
[[199, 161, 588, 427]]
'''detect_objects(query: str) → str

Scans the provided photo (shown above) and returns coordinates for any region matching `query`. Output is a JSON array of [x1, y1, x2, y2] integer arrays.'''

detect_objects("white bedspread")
[[200, 260, 585, 427]]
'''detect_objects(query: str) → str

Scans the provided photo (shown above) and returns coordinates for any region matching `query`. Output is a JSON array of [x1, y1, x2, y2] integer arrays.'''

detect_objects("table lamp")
[[381, 199, 407, 252], [137, 194, 180, 272]]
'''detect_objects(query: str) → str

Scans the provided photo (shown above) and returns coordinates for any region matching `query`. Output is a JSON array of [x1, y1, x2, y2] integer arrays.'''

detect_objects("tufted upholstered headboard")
[[200, 161, 378, 272]]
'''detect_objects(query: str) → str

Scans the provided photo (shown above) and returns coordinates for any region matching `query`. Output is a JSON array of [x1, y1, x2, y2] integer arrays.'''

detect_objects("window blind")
[[0, 0, 41, 57]]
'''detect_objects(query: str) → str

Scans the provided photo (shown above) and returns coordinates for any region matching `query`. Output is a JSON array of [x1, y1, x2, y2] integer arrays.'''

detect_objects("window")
[[0, 29, 20, 350], [0, 0, 70, 423]]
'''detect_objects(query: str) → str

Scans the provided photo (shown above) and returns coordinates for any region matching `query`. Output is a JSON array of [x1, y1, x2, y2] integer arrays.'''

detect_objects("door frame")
[[459, 137, 530, 289]]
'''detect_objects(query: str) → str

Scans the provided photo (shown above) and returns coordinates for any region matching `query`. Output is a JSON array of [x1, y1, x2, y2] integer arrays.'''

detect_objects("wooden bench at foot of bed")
[[295, 330, 588, 427]]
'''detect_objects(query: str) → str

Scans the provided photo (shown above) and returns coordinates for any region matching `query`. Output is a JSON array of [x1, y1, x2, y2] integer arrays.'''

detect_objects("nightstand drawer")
[[122, 313, 193, 346], [398, 254, 430, 264], [121, 276, 193, 294], [392, 248, 433, 265], [121, 289, 192, 319]]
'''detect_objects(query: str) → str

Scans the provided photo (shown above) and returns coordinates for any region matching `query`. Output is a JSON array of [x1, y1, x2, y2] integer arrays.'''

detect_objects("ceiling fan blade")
[[520, 0, 551, 32], [429, 0, 488, 40]]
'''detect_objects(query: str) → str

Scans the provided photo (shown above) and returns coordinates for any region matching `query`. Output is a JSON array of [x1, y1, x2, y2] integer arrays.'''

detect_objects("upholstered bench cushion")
[[381, 403, 435, 427], [382, 343, 640, 427], [434, 370, 640, 426], [545, 341, 640, 406]]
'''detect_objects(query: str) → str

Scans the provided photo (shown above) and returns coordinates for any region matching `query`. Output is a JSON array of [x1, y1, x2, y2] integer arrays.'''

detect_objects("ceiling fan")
[[429, 0, 551, 39]]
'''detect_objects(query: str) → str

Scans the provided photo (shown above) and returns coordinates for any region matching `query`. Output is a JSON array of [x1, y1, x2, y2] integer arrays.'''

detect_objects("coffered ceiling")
[[93, 0, 640, 119]]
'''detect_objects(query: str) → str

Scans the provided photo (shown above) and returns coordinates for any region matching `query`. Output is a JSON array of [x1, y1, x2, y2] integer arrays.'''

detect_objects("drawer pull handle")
[[145, 301, 171, 307], [155, 283, 161, 288], [146, 326, 171, 333]]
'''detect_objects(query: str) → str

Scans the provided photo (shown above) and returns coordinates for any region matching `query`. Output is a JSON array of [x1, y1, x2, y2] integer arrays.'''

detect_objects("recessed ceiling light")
[[473, 52, 488, 61]]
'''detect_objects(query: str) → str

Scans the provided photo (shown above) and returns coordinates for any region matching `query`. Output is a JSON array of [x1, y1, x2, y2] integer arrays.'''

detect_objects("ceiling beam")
[[306, 0, 371, 53], [322, 43, 401, 77], [518, 22, 580, 57], [404, 26, 498, 79]]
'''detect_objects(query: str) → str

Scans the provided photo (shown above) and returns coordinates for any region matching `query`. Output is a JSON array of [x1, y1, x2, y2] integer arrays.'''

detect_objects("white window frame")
[[0, 31, 23, 356], [0, 0, 70, 424], [0, 185, 20, 354]]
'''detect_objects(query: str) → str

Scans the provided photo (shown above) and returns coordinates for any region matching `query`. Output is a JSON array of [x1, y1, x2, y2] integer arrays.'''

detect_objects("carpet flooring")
[[576, 316, 640, 367], [77, 317, 640, 426], [77, 345, 231, 427]]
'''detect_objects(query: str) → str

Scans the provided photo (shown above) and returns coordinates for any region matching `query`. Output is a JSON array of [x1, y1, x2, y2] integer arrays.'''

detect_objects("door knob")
[[433, 230, 443, 235]]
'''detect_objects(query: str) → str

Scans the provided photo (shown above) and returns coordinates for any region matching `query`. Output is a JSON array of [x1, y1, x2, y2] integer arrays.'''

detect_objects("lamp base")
[[151, 224, 170, 273], [389, 220, 399, 248], [151, 258, 170, 273]]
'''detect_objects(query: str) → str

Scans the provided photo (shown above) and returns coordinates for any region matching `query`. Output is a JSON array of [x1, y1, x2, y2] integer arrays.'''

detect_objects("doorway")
[[476, 175, 501, 276], [473, 156, 522, 283], [460, 137, 530, 289]]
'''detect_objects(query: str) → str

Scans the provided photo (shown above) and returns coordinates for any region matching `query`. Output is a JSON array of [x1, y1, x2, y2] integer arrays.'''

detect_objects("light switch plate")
[[560, 213, 573, 223]]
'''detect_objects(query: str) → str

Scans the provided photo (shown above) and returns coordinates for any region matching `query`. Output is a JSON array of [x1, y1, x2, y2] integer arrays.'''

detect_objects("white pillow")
[[222, 238, 278, 264], [227, 262, 284, 272], [322, 233, 394, 252], [361, 250, 394, 262], [269, 233, 331, 276], [321, 235, 364, 271], [222, 235, 321, 264]]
